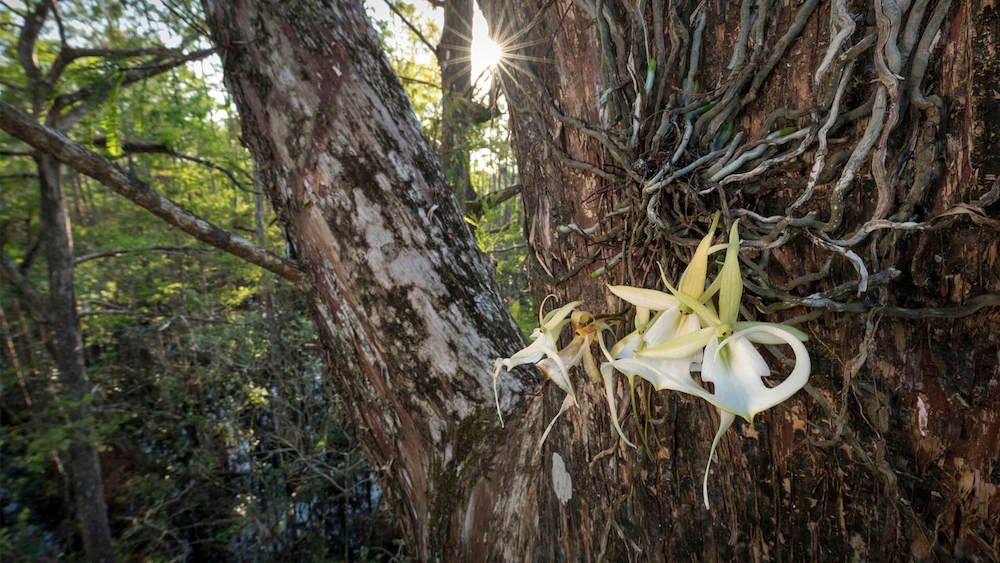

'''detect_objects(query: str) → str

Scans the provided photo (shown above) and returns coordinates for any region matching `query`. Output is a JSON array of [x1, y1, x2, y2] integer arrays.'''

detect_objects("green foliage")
[[371, 7, 534, 336], [3, 2, 527, 560], [371, 2, 442, 139], [1, 3, 404, 560]]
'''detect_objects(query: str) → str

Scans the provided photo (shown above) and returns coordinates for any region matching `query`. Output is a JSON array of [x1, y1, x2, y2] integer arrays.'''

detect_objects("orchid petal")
[[638, 327, 715, 359], [538, 394, 575, 449], [679, 212, 720, 298], [718, 222, 743, 325], [500, 338, 547, 369], [643, 307, 681, 346], [659, 272, 721, 326], [703, 409, 736, 509], [733, 322, 808, 343], [605, 357, 711, 398], [492, 360, 506, 427], [583, 339, 601, 383], [609, 330, 641, 360], [701, 325, 811, 421], [635, 306, 650, 329], [676, 310, 703, 336], [722, 326, 810, 416], [493, 337, 555, 428], [608, 285, 678, 310], [537, 336, 585, 398], [541, 300, 584, 331]]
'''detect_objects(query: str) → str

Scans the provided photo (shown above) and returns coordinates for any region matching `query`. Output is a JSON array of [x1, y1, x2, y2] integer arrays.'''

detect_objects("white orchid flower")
[[632, 222, 812, 509], [601, 215, 721, 392], [488, 215, 813, 509], [493, 298, 582, 427], [595, 216, 723, 446], [532, 310, 607, 447]]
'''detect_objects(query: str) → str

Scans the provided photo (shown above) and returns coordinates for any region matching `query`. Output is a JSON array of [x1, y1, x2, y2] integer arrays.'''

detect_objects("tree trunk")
[[37, 154, 116, 563], [201, 0, 996, 560], [438, 0, 480, 208], [203, 1, 540, 559], [480, 0, 1000, 560]]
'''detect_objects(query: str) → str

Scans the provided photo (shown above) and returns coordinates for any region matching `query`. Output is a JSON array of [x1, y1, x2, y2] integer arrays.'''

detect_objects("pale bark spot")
[[917, 394, 929, 437], [551, 452, 573, 505], [409, 288, 459, 377]]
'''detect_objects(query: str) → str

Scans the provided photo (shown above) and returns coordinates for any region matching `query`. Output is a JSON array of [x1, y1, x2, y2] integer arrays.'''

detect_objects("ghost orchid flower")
[[493, 298, 582, 427], [601, 214, 722, 394], [636, 222, 812, 509]]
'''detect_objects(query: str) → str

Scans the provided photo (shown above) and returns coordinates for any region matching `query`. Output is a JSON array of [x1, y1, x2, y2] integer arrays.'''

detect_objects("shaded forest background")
[[1, 1, 518, 559]]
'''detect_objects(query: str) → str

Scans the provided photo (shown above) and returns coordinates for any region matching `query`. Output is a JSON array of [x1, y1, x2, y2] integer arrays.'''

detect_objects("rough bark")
[[479, 0, 1000, 560], [202, 1, 540, 559], [8, 0, 997, 560]]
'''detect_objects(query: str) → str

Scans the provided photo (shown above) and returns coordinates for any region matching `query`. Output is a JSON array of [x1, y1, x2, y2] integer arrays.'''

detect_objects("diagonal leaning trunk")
[[202, 1, 548, 558]]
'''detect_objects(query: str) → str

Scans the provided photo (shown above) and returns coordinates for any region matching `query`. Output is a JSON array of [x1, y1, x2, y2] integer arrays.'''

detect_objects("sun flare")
[[471, 33, 504, 76]]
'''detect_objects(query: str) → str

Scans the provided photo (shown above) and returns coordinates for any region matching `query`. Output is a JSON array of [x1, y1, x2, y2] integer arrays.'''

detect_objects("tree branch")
[[0, 255, 49, 326], [93, 137, 255, 192], [0, 101, 307, 287], [48, 48, 216, 129], [45, 46, 181, 86], [464, 183, 521, 216], [398, 74, 442, 90], [74, 245, 209, 265], [15, 0, 49, 84], [383, 0, 440, 58]]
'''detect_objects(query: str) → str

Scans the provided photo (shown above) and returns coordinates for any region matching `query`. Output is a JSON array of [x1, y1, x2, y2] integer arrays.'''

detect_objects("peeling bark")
[[203, 1, 539, 558]]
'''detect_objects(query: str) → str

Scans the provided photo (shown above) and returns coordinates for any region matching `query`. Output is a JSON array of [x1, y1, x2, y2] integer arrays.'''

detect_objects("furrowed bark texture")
[[479, 0, 999, 560], [202, 1, 548, 559]]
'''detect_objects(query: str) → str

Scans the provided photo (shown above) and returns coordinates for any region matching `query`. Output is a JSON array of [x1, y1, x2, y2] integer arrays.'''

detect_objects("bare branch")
[[0, 256, 49, 326], [16, 1, 49, 84], [48, 48, 216, 129], [92, 137, 255, 192], [74, 245, 209, 265], [464, 183, 521, 216], [383, 0, 440, 58], [45, 46, 180, 86], [398, 74, 442, 90], [0, 101, 307, 287], [0, 77, 28, 92]]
